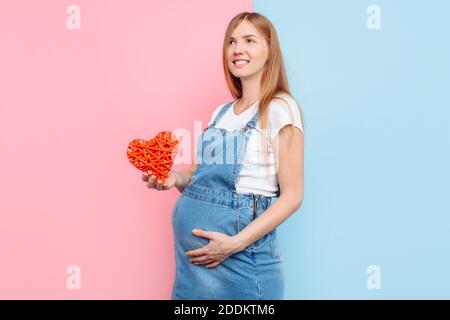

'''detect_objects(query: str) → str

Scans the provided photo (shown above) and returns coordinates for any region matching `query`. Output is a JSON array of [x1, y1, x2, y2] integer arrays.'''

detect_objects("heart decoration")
[[126, 131, 180, 181]]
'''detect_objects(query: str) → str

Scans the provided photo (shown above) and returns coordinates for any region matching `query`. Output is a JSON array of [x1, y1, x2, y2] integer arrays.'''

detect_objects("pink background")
[[0, 0, 252, 299]]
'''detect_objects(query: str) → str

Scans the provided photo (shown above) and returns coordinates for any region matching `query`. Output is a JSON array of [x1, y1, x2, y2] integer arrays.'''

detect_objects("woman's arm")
[[231, 123, 304, 253]]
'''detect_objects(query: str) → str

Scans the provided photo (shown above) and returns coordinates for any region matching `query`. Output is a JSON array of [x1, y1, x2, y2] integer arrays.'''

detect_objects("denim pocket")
[[270, 229, 282, 260]]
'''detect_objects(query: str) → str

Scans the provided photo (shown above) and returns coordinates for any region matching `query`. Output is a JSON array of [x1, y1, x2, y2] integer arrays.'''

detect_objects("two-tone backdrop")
[[0, 0, 449, 299]]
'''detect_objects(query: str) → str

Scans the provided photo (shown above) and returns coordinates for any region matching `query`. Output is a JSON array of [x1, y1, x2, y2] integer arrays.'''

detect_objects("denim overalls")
[[171, 101, 284, 300]]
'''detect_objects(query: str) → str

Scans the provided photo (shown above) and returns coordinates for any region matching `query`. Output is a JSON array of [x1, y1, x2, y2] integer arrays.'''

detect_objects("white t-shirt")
[[206, 94, 303, 197]]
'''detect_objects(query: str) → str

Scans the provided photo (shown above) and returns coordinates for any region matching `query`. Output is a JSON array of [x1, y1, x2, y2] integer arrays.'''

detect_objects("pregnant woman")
[[142, 11, 304, 300]]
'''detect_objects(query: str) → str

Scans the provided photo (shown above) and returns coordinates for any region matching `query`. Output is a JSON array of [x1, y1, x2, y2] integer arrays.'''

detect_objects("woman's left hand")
[[186, 229, 240, 268]]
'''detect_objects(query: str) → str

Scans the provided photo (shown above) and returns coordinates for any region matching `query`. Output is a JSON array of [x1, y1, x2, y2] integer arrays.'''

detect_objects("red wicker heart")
[[126, 131, 180, 181]]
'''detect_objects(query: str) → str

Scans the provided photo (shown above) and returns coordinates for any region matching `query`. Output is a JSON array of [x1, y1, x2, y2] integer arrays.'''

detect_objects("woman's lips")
[[233, 60, 249, 68]]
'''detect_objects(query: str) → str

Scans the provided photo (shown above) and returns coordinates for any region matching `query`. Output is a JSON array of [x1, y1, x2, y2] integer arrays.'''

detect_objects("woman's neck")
[[239, 72, 262, 107]]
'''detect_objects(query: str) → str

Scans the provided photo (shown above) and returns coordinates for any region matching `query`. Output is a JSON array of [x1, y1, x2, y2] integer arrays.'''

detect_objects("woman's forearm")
[[231, 192, 302, 253]]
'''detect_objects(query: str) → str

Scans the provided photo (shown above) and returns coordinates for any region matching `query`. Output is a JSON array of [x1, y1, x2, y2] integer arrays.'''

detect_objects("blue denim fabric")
[[171, 101, 284, 300]]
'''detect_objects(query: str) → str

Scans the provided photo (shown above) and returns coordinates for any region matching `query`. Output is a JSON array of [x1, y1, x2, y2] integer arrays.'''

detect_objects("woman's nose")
[[233, 41, 245, 54]]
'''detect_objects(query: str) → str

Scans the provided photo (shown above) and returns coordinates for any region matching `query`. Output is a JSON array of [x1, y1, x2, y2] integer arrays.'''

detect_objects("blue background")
[[255, 0, 450, 298]]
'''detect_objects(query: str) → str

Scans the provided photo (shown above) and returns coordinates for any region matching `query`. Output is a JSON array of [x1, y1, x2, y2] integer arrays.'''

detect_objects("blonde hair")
[[222, 12, 305, 174]]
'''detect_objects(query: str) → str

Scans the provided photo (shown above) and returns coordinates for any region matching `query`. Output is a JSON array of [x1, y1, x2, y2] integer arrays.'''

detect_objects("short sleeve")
[[268, 95, 303, 143], [207, 103, 226, 127]]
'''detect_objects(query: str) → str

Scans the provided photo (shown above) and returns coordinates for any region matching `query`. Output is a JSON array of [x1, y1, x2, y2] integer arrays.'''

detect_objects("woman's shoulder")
[[269, 92, 300, 113], [265, 92, 304, 136]]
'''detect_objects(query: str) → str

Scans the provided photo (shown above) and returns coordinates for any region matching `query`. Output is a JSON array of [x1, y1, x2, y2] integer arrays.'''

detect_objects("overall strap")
[[207, 101, 234, 130], [243, 109, 260, 132]]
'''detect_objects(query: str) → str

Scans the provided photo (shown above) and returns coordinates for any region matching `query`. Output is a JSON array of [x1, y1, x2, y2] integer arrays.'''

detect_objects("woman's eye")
[[229, 39, 255, 45]]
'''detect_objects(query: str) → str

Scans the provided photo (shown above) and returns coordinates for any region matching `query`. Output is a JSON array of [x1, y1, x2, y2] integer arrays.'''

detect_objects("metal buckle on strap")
[[252, 194, 261, 220]]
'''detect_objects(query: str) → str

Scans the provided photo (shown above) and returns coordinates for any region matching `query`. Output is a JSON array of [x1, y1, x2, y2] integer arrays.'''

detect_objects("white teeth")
[[234, 60, 249, 65]]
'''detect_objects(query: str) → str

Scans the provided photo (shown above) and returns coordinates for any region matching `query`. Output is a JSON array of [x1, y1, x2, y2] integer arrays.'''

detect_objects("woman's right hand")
[[142, 170, 178, 191]]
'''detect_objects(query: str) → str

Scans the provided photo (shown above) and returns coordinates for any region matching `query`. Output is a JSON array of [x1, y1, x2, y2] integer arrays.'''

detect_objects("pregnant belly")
[[172, 195, 237, 252]]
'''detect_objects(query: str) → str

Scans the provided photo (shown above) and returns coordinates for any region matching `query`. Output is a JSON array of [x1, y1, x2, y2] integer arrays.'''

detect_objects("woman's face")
[[227, 20, 269, 80]]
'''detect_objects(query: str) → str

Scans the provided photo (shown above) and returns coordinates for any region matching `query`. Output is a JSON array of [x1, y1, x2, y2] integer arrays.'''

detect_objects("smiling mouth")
[[233, 60, 250, 67]]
